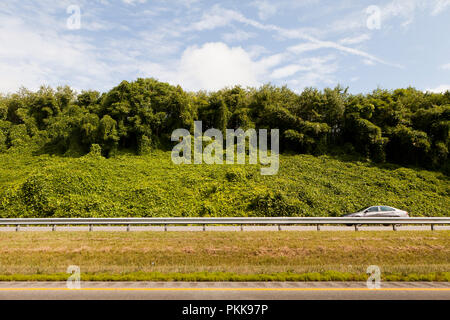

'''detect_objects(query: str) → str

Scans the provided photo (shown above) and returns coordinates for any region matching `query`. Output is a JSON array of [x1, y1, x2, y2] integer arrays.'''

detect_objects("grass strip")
[[0, 271, 449, 282], [0, 231, 448, 281]]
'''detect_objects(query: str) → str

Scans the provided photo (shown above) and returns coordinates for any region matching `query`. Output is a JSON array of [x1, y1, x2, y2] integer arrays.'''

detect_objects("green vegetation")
[[1, 81, 447, 283], [0, 150, 448, 217], [0, 231, 448, 281], [0, 80, 449, 171], [0, 79, 448, 217]]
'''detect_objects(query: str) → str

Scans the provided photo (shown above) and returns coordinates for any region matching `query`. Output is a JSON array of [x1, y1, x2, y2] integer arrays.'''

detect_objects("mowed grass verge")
[[0, 231, 448, 281]]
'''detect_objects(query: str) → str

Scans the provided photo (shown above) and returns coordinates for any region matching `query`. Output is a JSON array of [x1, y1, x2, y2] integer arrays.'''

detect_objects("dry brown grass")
[[0, 231, 448, 279]]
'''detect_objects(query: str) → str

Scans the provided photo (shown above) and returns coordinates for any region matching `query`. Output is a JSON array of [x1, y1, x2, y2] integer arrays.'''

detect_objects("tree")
[[344, 113, 385, 161], [387, 125, 431, 166], [29, 86, 60, 129], [98, 115, 119, 155]]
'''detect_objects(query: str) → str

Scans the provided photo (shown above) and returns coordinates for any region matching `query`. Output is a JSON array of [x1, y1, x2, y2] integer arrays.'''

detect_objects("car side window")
[[367, 206, 379, 212], [380, 206, 394, 211]]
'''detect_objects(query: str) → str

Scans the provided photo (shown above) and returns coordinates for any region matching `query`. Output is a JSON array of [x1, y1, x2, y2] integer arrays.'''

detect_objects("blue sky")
[[0, 0, 449, 94]]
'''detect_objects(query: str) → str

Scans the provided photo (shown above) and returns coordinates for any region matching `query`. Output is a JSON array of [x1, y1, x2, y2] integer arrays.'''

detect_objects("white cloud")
[[339, 34, 371, 45], [328, 14, 366, 34], [431, 0, 450, 15], [0, 15, 108, 92], [271, 56, 337, 80], [138, 43, 294, 91], [247, 45, 270, 59], [288, 38, 400, 68], [251, 1, 278, 20], [171, 42, 261, 91], [287, 42, 325, 54], [286, 57, 338, 91], [222, 30, 256, 43], [381, 0, 418, 27], [377, 0, 450, 27], [272, 56, 338, 85], [256, 53, 285, 70], [3, 0, 437, 94], [329, 0, 450, 34], [440, 63, 450, 70], [363, 59, 375, 66], [189, 6, 244, 31], [426, 84, 450, 93], [122, 0, 147, 4], [271, 64, 306, 79], [191, 5, 397, 68]]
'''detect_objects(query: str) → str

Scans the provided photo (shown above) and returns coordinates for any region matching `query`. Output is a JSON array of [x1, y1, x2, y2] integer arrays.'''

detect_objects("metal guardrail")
[[0, 217, 448, 231]]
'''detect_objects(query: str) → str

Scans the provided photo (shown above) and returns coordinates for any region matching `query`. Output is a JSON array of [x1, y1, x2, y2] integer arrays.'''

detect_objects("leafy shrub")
[[8, 124, 29, 148], [19, 174, 54, 216], [138, 135, 152, 155], [0, 151, 447, 218], [225, 168, 247, 182], [249, 191, 302, 217], [88, 144, 102, 158], [198, 202, 216, 217], [0, 130, 6, 152]]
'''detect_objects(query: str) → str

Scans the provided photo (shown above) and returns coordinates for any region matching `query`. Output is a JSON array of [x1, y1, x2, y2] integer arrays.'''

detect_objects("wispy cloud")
[[189, 5, 401, 68], [431, 0, 450, 15], [426, 84, 450, 93], [251, 0, 278, 20], [0, 0, 448, 93], [270, 56, 337, 80], [338, 34, 371, 45], [222, 30, 256, 43]]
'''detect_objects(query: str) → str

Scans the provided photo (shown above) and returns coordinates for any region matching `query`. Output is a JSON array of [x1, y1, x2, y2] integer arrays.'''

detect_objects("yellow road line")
[[0, 288, 449, 291]]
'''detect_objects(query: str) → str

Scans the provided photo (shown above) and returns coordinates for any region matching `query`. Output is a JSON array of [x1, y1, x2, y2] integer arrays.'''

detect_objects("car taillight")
[[406, 212, 409, 216]]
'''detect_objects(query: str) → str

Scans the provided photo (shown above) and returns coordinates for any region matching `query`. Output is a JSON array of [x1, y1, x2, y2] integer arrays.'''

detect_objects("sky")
[[0, 0, 449, 94]]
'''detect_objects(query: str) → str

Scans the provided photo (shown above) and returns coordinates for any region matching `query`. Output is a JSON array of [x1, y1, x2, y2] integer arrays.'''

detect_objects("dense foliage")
[[0, 79, 449, 173], [0, 151, 448, 217], [0, 79, 448, 218]]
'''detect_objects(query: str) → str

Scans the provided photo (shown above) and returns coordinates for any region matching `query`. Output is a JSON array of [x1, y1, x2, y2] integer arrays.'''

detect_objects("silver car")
[[343, 206, 409, 217]]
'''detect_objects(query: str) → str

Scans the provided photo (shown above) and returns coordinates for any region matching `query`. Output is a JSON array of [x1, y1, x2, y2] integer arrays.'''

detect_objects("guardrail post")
[[127, 224, 130, 232], [16, 225, 20, 232], [203, 224, 206, 231], [89, 224, 93, 232], [164, 224, 167, 232], [52, 225, 56, 232], [392, 224, 397, 231], [240, 225, 243, 231], [431, 224, 435, 231], [278, 224, 281, 231], [354, 224, 359, 231], [316, 224, 320, 231]]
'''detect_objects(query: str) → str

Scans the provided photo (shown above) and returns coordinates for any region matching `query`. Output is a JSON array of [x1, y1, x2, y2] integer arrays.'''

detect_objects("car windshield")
[[355, 206, 369, 213]]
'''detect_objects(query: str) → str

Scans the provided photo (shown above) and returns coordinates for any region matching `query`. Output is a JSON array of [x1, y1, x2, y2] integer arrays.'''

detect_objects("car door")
[[363, 206, 380, 217], [379, 206, 397, 217]]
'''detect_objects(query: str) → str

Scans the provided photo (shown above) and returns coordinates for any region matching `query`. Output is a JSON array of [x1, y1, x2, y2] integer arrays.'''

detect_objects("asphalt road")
[[0, 282, 449, 300], [0, 225, 448, 232]]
